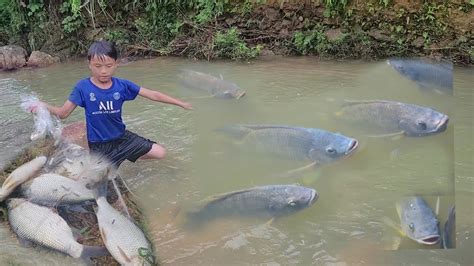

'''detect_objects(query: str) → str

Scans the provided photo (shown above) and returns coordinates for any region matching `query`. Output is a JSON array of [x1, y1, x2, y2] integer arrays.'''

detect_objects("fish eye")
[[417, 121, 427, 130], [326, 147, 336, 154], [409, 223, 415, 232]]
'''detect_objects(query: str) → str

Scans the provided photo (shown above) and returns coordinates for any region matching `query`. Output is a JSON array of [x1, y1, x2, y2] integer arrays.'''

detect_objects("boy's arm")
[[138, 87, 192, 110], [42, 100, 78, 119]]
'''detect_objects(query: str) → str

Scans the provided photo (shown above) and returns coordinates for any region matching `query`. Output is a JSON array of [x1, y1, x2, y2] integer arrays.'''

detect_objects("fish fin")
[[117, 245, 133, 263], [275, 162, 318, 178], [435, 196, 440, 216], [80, 245, 109, 259], [91, 181, 108, 200], [63, 204, 91, 214], [382, 216, 405, 237], [367, 131, 405, 139], [334, 111, 343, 117], [219, 74, 224, 80], [264, 217, 275, 226], [215, 124, 253, 140], [341, 99, 391, 106], [1, 178, 16, 191], [99, 226, 107, 244], [17, 237, 35, 248], [191, 188, 256, 213], [390, 236, 402, 250]]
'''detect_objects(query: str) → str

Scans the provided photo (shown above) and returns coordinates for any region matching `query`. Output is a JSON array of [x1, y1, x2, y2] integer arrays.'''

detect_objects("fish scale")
[[21, 173, 94, 206], [7, 198, 84, 258], [219, 124, 358, 164], [337, 100, 449, 136]]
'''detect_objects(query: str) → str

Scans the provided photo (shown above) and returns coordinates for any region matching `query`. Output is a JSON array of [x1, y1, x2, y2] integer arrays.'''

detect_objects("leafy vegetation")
[[0, 0, 471, 64], [214, 27, 262, 60]]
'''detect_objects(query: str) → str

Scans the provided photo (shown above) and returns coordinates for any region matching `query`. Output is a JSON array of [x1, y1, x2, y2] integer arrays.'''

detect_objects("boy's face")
[[89, 55, 117, 83]]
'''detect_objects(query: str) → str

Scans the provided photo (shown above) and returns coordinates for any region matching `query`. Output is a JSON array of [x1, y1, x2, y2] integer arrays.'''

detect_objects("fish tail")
[[80, 245, 109, 260], [92, 181, 108, 200], [215, 124, 250, 139]]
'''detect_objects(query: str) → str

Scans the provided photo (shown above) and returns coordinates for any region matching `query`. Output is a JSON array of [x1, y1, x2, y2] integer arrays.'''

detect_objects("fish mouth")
[[308, 189, 319, 205], [417, 235, 441, 245], [345, 139, 359, 155], [235, 91, 246, 99], [435, 116, 449, 132]]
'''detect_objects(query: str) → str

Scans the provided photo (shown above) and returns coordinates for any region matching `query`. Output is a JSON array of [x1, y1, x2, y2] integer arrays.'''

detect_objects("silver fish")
[[336, 100, 449, 137], [95, 185, 154, 265], [178, 69, 246, 99], [397, 196, 440, 245], [217, 124, 358, 164], [0, 156, 46, 202], [187, 184, 318, 227], [20, 173, 94, 206], [7, 198, 107, 259]]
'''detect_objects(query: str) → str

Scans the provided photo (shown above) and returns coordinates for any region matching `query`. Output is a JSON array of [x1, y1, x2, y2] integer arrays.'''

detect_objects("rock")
[[411, 36, 425, 48], [279, 28, 290, 37], [27, 51, 60, 67], [85, 28, 103, 41], [260, 49, 275, 57], [0, 45, 27, 71], [367, 29, 392, 42], [265, 8, 280, 21], [325, 28, 344, 42]]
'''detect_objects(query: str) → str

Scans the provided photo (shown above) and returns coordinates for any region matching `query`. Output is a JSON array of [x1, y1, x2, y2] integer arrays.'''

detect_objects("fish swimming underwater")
[[217, 124, 358, 164], [387, 58, 453, 95], [384, 196, 440, 246], [185, 184, 318, 228], [178, 69, 246, 99], [336, 100, 449, 137]]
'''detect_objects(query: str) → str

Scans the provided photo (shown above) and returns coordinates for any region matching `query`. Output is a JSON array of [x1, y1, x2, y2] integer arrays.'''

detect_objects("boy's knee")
[[156, 146, 166, 159], [151, 144, 166, 159]]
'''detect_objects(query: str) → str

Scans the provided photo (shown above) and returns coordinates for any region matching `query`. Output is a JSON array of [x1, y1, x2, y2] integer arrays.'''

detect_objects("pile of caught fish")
[[0, 101, 155, 265]]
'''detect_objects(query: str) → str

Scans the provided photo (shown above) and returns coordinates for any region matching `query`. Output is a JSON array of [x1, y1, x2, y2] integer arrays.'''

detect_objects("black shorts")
[[88, 130, 155, 167]]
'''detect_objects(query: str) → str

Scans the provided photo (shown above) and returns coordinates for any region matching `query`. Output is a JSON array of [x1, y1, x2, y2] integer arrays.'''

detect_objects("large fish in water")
[[217, 124, 358, 165], [0, 156, 46, 202], [20, 173, 95, 206], [94, 184, 155, 265], [178, 69, 246, 99], [186, 184, 318, 227], [385, 196, 441, 246], [7, 198, 107, 259], [387, 58, 453, 95], [336, 100, 449, 137]]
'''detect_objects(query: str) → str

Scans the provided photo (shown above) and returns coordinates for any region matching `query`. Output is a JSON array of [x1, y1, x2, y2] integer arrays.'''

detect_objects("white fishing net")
[[20, 95, 62, 142]]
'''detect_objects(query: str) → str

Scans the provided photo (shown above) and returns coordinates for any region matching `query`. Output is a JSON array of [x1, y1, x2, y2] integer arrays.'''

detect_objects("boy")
[[35, 41, 192, 167]]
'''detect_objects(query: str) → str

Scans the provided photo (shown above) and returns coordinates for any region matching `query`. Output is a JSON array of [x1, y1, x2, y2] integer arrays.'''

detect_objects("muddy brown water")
[[0, 57, 472, 265]]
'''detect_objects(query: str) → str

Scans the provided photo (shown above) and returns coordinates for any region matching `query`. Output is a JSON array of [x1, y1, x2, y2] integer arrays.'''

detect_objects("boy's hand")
[[180, 102, 193, 110]]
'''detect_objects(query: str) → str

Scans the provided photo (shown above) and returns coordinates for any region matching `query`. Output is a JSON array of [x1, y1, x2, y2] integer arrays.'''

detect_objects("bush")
[[214, 27, 262, 60]]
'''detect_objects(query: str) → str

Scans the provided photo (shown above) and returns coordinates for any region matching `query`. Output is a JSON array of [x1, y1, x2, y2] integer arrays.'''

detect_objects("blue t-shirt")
[[69, 77, 140, 142]]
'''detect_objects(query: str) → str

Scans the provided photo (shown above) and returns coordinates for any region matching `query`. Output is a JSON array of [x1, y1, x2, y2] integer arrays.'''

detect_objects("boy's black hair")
[[87, 41, 118, 61]]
